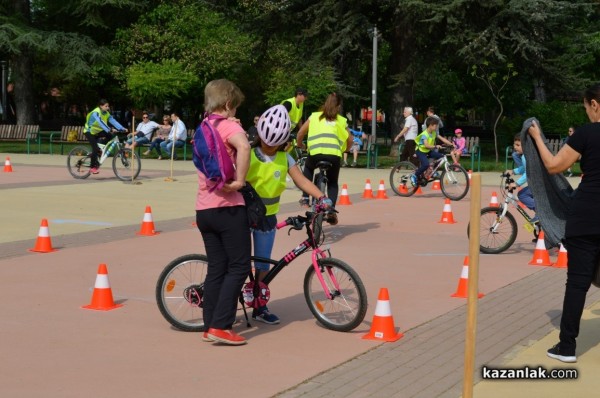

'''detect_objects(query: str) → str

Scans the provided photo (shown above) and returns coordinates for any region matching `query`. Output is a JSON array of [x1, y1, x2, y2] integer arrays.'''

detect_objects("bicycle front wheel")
[[156, 254, 208, 332], [67, 146, 92, 179], [303, 258, 368, 332], [389, 161, 418, 197], [440, 164, 469, 201], [468, 207, 518, 254], [113, 148, 141, 181]]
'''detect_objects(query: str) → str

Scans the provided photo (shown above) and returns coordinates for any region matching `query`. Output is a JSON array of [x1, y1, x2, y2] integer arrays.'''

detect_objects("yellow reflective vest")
[[84, 107, 111, 135], [416, 130, 436, 153], [247, 148, 288, 216], [281, 97, 303, 130], [306, 112, 348, 157]]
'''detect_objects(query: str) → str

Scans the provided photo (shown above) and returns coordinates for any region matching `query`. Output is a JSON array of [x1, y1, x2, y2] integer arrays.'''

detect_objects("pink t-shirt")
[[195, 118, 246, 210]]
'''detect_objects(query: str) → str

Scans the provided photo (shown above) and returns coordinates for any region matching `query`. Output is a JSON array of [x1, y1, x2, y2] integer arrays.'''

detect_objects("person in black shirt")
[[529, 82, 600, 363]]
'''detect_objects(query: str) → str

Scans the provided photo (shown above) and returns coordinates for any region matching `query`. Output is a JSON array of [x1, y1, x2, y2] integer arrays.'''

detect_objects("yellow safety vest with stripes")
[[247, 148, 288, 216], [306, 112, 348, 157], [416, 130, 436, 153], [84, 107, 110, 135], [281, 97, 303, 130]]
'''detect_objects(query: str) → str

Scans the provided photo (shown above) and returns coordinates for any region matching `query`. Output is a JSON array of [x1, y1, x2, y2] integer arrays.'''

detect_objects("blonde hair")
[[204, 79, 245, 113]]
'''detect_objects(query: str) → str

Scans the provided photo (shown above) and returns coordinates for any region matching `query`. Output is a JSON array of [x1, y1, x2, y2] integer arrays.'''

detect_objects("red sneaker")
[[202, 332, 214, 342], [90, 167, 99, 174], [206, 328, 247, 345]]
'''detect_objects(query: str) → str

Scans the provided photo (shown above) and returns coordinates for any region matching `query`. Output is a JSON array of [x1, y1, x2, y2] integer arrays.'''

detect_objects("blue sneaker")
[[410, 174, 418, 187], [531, 215, 539, 224], [252, 306, 280, 325]]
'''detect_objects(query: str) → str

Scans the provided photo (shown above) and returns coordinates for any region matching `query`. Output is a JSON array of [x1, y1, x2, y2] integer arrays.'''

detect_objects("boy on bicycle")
[[505, 134, 537, 222], [410, 117, 454, 186], [84, 99, 127, 174]]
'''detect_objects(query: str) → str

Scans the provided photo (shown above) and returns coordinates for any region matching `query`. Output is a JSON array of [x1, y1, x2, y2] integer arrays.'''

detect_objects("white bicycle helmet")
[[257, 105, 291, 147]]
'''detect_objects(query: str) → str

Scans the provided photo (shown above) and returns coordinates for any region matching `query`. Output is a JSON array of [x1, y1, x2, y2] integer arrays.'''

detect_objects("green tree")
[[0, 0, 142, 124]]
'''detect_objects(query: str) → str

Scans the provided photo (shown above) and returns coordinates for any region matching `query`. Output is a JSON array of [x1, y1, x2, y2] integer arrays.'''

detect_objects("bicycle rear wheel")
[[440, 164, 469, 201], [467, 207, 518, 254], [113, 148, 141, 181], [389, 161, 418, 196], [303, 258, 368, 332], [67, 146, 92, 179], [156, 254, 208, 332]]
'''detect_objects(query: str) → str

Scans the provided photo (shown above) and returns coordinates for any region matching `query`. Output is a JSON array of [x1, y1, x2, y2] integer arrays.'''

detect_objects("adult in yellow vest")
[[84, 99, 126, 174], [410, 116, 455, 187], [296, 93, 353, 225], [246, 105, 331, 324], [281, 87, 308, 132]]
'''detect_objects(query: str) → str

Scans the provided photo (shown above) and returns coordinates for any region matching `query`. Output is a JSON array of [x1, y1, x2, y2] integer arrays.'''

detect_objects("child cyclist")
[[246, 105, 332, 324], [410, 116, 455, 186], [505, 133, 537, 222]]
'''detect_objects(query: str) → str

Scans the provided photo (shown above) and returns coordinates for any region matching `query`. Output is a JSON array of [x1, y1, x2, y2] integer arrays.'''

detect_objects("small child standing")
[[343, 128, 366, 167], [505, 133, 537, 221], [451, 128, 466, 165], [246, 105, 331, 324]]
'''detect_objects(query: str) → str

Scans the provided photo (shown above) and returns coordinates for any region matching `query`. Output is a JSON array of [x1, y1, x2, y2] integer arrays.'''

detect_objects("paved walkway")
[[1, 152, 598, 398]]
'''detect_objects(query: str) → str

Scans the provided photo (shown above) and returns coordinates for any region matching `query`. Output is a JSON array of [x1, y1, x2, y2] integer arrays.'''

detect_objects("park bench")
[[47, 126, 86, 155], [0, 124, 40, 154], [504, 136, 562, 170], [136, 128, 194, 160], [357, 133, 378, 168]]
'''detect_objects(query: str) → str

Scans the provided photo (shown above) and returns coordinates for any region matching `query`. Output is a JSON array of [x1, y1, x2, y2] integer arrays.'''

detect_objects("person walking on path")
[[528, 83, 600, 363], [394, 107, 419, 165]]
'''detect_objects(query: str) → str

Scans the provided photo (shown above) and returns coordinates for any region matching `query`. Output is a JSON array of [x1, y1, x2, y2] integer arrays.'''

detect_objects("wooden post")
[[463, 172, 481, 398]]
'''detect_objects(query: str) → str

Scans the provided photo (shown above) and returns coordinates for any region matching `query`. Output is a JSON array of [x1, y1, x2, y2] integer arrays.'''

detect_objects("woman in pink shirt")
[[451, 128, 467, 165], [196, 79, 252, 346]]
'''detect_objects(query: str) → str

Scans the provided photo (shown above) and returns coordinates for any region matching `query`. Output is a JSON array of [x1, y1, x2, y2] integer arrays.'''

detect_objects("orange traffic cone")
[[489, 192, 499, 207], [438, 199, 456, 224], [29, 219, 58, 253], [375, 180, 389, 199], [82, 264, 123, 311], [4, 156, 13, 172], [362, 287, 403, 342], [362, 179, 375, 199], [431, 180, 441, 190], [451, 256, 484, 298], [398, 184, 409, 195], [137, 206, 159, 236], [553, 243, 568, 268], [528, 230, 552, 266], [415, 186, 424, 195], [338, 184, 352, 205]]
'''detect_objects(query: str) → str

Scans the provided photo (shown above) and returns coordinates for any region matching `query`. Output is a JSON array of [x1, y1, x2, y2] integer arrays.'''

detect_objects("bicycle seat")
[[315, 161, 333, 171]]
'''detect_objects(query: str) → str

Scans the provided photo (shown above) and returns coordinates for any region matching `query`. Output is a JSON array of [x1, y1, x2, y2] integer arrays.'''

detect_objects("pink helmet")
[[455, 128, 463, 134], [257, 105, 291, 147]]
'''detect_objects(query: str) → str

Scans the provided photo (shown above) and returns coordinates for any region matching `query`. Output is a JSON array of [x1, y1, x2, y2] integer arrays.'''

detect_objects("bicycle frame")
[[497, 176, 537, 228], [251, 213, 337, 300], [97, 135, 122, 165]]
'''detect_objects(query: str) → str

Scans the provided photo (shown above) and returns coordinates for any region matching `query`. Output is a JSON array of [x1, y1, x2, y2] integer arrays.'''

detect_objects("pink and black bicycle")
[[156, 210, 367, 332]]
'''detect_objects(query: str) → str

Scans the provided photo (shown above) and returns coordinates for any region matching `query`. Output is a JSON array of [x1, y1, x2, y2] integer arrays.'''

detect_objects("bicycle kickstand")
[[238, 296, 252, 327]]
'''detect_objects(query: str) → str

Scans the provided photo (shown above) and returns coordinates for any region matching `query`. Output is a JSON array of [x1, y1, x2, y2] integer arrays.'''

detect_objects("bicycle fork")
[[310, 247, 339, 301]]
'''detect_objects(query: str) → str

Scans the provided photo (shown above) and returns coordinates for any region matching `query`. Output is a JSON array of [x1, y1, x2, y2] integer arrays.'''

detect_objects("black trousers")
[[301, 154, 341, 206], [400, 139, 418, 166], [559, 234, 600, 353], [196, 206, 251, 330], [85, 131, 112, 168]]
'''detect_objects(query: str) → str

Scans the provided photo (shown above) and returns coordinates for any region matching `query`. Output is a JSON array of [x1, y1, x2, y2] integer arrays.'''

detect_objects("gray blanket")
[[520, 117, 574, 248]]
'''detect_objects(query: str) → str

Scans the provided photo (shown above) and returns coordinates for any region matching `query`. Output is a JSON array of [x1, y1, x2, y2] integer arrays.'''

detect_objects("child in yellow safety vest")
[[246, 105, 332, 324]]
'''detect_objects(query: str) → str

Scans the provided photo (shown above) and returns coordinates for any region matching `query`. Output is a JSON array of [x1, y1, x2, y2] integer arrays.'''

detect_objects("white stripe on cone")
[[460, 265, 469, 278], [143, 213, 153, 222], [38, 226, 50, 237], [94, 274, 111, 289], [373, 299, 392, 316]]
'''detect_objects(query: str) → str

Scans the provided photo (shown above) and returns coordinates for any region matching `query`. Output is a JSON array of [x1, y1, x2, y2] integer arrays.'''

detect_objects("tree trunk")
[[11, 0, 36, 125], [11, 53, 36, 125], [387, 21, 415, 159]]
